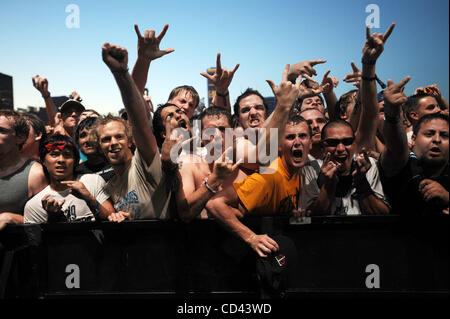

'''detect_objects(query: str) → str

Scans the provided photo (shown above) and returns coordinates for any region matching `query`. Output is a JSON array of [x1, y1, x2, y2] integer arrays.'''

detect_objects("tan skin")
[[41, 146, 129, 222], [176, 114, 241, 222], [0, 115, 47, 229], [206, 122, 312, 257]]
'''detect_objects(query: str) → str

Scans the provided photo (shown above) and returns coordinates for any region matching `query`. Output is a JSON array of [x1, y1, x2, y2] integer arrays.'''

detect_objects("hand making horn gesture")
[[266, 64, 303, 109], [200, 53, 239, 95], [382, 76, 411, 108], [343, 62, 362, 88], [362, 23, 395, 64], [287, 59, 327, 83], [321, 70, 339, 95], [134, 24, 174, 61]]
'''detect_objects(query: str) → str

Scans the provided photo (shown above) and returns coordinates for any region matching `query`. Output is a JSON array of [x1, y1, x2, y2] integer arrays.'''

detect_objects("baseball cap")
[[60, 99, 85, 114], [255, 234, 299, 299]]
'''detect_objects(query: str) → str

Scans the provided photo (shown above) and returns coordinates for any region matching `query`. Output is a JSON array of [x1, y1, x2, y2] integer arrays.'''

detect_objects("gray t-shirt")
[[105, 149, 171, 220], [299, 157, 389, 215], [24, 174, 109, 223]]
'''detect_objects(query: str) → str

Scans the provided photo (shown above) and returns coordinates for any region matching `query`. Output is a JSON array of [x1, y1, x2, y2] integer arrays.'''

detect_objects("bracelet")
[[204, 177, 218, 194], [42, 92, 51, 99], [216, 91, 229, 98], [361, 76, 376, 81], [384, 114, 400, 124], [361, 58, 376, 65], [111, 68, 129, 74]]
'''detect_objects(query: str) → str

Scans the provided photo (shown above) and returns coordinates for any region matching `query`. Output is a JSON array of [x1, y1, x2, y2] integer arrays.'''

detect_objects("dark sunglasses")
[[323, 137, 354, 147]]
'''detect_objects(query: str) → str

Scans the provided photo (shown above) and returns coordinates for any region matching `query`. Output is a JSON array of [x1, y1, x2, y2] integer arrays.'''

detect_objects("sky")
[[0, 0, 448, 115]]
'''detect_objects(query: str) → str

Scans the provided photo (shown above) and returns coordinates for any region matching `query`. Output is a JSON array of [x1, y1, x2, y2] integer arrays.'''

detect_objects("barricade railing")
[[0, 215, 448, 299]]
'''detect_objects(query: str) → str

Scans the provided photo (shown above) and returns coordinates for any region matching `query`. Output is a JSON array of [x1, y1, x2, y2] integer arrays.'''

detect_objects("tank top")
[[0, 159, 35, 215]]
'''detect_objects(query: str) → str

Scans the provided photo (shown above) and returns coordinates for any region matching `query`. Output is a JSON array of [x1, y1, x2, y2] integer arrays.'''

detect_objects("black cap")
[[60, 99, 85, 114], [255, 234, 299, 299]]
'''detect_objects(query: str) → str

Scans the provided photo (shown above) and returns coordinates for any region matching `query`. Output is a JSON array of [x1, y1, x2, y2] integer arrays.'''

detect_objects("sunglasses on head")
[[322, 137, 354, 147]]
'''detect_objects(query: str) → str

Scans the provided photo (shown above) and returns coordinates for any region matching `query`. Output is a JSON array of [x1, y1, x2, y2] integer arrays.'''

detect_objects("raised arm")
[[262, 66, 329, 160], [200, 53, 239, 112], [131, 24, 174, 95], [102, 43, 158, 165], [287, 59, 327, 83], [320, 70, 339, 117], [357, 23, 395, 152], [380, 76, 411, 177], [32, 75, 58, 127], [177, 148, 241, 223]]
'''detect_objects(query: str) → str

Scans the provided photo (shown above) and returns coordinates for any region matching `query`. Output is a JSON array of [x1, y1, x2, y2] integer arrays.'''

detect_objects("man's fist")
[[102, 43, 129, 73]]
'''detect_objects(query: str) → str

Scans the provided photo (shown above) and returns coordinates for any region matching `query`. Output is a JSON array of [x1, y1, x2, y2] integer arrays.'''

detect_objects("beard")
[[419, 156, 448, 169]]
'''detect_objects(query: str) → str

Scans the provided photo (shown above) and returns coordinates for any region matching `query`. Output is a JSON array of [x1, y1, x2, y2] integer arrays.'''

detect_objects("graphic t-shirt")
[[24, 174, 109, 223], [105, 149, 171, 220]]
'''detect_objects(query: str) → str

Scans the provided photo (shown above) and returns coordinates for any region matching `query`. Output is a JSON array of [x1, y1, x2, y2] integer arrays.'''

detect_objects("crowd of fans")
[[1, 22, 448, 258]]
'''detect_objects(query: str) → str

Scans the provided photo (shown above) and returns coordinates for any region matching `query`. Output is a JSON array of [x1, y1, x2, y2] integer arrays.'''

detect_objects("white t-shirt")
[[299, 157, 389, 216], [24, 174, 109, 224], [106, 149, 171, 220]]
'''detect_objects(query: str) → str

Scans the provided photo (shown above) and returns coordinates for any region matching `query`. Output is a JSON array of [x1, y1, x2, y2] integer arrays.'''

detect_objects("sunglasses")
[[323, 137, 354, 147]]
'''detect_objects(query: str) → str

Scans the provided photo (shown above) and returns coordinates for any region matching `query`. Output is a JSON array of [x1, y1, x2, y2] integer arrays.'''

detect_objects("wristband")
[[216, 91, 229, 98], [361, 76, 376, 81], [111, 68, 129, 74], [384, 114, 400, 124], [361, 58, 376, 65], [204, 177, 218, 194]]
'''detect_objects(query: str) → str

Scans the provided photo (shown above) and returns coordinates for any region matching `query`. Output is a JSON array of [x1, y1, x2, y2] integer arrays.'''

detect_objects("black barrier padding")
[[0, 215, 448, 298]]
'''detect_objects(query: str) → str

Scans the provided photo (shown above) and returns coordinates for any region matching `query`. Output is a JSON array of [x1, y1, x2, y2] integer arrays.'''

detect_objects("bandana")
[[44, 141, 74, 153]]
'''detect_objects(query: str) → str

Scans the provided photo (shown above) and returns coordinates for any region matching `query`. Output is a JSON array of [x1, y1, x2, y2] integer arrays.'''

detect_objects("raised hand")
[[211, 146, 242, 184], [362, 23, 395, 63], [134, 24, 174, 61], [266, 64, 303, 108], [343, 62, 362, 88], [32, 75, 50, 97], [246, 233, 279, 258], [60, 180, 93, 202], [353, 149, 372, 176], [102, 43, 129, 73], [320, 152, 341, 184], [200, 53, 239, 94], [382, 76, 411, 109], [287, 59, 327, 83], [298, 74, 330, 100], [41, 194, 65, 214], [321, 70, 339, 95]]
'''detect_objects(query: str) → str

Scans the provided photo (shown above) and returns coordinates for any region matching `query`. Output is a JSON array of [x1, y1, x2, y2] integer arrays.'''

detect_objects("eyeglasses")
[[322, 137, 354, 147]]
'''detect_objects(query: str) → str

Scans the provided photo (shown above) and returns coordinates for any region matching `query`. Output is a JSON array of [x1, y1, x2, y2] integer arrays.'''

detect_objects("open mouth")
[[429, 147, 441, 156], [178, 119, 188, 129], [249, 118, 261, 127], [55, 166, 66, 172], [334, 155, 347, 163], [292, 149, 303, 160]]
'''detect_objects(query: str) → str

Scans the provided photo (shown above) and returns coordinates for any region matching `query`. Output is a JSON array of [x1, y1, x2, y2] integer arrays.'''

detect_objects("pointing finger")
[[281, 63, 290, 82], [309, 59, 327, 66], [216, 53, 222, 73], [134, 24, 143, 38]]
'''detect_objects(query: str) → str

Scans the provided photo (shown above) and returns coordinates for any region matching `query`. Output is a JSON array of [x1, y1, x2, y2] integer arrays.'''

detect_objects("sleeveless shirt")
[[0, 159, 35, 215]]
